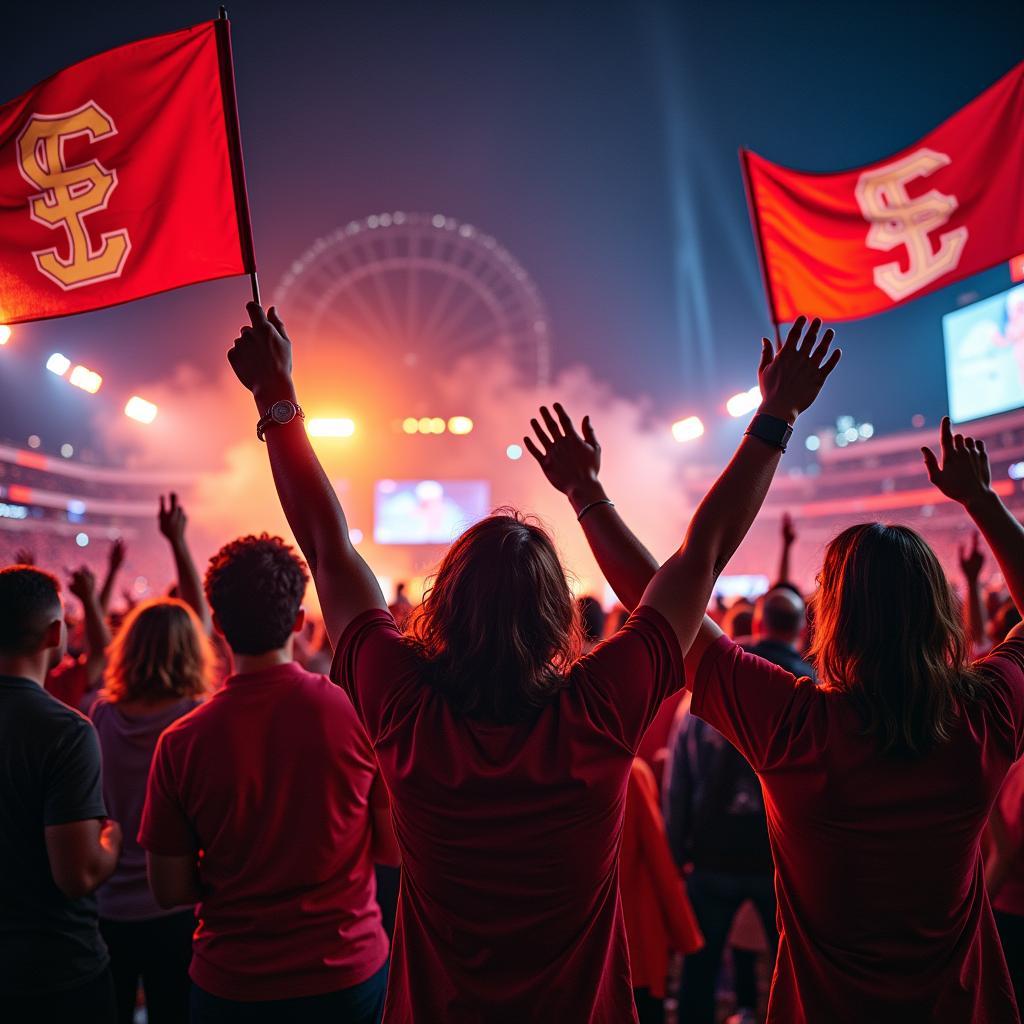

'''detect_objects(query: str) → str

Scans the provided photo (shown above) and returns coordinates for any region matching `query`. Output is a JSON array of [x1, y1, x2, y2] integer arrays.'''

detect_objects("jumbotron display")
[[943, 283, 1024, 423], [373, 479, 491, 545]]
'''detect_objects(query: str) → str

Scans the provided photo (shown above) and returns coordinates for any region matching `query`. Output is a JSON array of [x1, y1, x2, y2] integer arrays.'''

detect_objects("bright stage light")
[[60, 444, 74, 458], [418, 416, 433, 433], [0, 326, 10, 346], [726, 386, 761, 418], [1009, 462, 1024, 481], [402, 417, 419, 434], [69, 365, 102, 393], [429, 417, 446, 434], [308, 417, 355, 438], [27, 435, 40, 449], [75, 532, 89, 547], [125, 396, 158, 424], [805, 435, 821, 452], [349, 528, 364, 545], [671, 416, 704, 443], [506, 443, 523, 460], [47, 353, 71, 376], [447, 416, 474, 435]]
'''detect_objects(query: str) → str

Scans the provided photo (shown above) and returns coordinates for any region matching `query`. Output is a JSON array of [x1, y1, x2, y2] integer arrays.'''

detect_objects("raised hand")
[[524, 404, 601, 500], [108, 537, 126, 571], [757, 316, 841, 424], [959, 532, 985, 581], [158, 493, 187, 544], [781, 512, 796, 547], [68, 566, 97, 603], [921, 417, 993, 509], [227, 302, 294, 405]]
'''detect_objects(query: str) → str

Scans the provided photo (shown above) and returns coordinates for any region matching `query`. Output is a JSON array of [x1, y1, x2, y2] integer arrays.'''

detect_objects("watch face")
[[270, 400, 294, 424]]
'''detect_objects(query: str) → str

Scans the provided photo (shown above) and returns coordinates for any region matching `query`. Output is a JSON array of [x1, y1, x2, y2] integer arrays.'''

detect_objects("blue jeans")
[[190, 961, 388, 1024], [678, 870, 778, 1024]]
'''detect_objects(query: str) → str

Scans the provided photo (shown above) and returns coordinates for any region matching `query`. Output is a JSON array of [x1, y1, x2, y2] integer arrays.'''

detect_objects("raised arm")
[[958, 531, 987, 649], [227, 303, 386, 646], [923, 417, 1024, 639], [638, 318, 839, 668], [97, 538, 126, 615], [68, 567, 112, 688], [524, 404, 659, 611], [777, 512, 796, 589], [157, 493, 211, 634]]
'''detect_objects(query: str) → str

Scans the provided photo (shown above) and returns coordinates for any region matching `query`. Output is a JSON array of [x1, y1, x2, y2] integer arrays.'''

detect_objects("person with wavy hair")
[[90, 594, 212, 1024], [531, 399, 1024, 1023], [226, 302, 838, 1022]]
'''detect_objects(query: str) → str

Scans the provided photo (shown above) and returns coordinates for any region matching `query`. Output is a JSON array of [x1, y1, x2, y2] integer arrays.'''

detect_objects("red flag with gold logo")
[[0, 19, 254, 325], [742, 60, 1024, 324]]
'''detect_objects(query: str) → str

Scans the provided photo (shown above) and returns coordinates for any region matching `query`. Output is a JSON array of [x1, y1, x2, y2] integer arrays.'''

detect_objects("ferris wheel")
[[273, 212, 551, 387]]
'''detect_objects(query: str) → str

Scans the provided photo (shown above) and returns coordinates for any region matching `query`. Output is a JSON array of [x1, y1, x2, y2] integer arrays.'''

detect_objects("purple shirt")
[[90, 696, 200, 920]]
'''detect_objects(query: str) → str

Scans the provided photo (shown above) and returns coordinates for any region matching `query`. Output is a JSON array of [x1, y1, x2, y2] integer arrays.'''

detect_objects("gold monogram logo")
[[855, 148, 967, 302], [17, 102, 131, 290]]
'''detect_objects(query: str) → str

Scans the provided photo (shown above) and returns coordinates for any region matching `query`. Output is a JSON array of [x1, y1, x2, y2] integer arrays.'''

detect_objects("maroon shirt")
[[332, 607, 683, 1023], [139, 661, 388, 1000], [693, 634, 1024, 1024]]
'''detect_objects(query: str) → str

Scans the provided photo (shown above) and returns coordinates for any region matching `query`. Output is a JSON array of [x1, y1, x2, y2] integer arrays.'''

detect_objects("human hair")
[[577, 596, 606, 646], [103, 598, 213, 703], [759, 587, 805, 639], [723, 601, 754, 640], [808, 523, 987, 755], [406, 510, 583, 721], [0, 566, 61, 655], [204, 534, 309, 655]]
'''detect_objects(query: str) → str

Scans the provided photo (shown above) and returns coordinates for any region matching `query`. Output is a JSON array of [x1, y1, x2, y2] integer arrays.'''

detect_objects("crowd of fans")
[[3, 308, 1024, 1023]]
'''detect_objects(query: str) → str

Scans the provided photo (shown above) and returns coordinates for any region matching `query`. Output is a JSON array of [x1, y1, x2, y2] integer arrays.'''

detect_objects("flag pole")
[[739, 147, 780, 347], [216, 7, 260, 306]]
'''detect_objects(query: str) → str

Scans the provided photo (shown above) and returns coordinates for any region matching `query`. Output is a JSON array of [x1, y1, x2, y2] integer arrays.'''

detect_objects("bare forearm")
[[566, 481, 659, 610], [681, 435, 784, 576], [778, 540, 793, 587], [98, 567, 118, 615], [80, 594, 111, 664], [967, 492, 1024, 614], [169, 539, 211, 632]]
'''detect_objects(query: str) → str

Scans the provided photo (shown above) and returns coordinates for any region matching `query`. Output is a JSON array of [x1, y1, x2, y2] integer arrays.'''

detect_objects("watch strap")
[[744, 412, 794, 452], [257, 401, 304, 442]]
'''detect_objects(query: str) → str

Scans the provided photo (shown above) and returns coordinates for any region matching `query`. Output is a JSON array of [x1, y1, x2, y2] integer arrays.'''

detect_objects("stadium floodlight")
[[69, 365, 102, 393], [726, 386, 761, 418], [46, 352, 71, 376], [125, 396, 158, 424], [671, 416, 704, 443]]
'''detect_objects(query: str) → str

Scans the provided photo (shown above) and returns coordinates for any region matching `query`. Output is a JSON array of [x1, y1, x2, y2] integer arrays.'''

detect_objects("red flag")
[[742, 61, 1024, 324], [0, 20, 254, 325]]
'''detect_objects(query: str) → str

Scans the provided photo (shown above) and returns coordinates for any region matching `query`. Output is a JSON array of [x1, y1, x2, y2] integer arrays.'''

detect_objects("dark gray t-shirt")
[[0, 675, 109, 994]]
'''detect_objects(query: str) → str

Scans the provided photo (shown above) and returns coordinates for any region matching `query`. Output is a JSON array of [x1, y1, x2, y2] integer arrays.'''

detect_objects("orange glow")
[[671, 416, 704, 443], [447, 415, 474, 435], [308, 417, 355, 438], [15, 451, 48, 470], [124, 396, 158, 423], [7, 485, 32, 504], [0, 325, 10, 345], [402, 417, 419, 434]]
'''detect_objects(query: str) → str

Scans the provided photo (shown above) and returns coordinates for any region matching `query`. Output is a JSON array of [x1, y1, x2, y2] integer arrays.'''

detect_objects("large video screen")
[[943, 283, 1024, 423], [374, 479, 491, 545]]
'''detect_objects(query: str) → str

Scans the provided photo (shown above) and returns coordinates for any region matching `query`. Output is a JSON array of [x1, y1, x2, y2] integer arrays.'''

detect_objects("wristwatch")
[[744, 412, 794, 452], [257, 399, 304, 442]]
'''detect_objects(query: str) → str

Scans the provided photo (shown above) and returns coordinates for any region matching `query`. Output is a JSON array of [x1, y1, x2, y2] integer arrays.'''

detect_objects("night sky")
[[0, 0, 1020, 460]]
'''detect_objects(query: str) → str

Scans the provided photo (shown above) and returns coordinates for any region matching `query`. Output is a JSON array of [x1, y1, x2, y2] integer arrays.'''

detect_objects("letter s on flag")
[[17, 102, 131, 290], [741, 59, 1024, 322]]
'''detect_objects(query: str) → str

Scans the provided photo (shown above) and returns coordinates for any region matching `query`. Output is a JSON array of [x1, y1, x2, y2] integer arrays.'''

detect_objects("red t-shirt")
[[692, 634, 1024, 1024], [332, 607, 683, 1023], [994, 759, 1024, 917], [138, 661, 389, 1000]]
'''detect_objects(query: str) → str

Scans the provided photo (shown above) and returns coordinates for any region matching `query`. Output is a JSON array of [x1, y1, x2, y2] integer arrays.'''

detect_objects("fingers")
[[553, 402, 578, 438], [797, 317, 821, 354], [820, 348, 842, 377], [247, 301, 269, 328], [540, 406, 562, 440], [523, 436, 545, 463], [530, 418, 553, 452], [582, 415, 599, 448], [953, 432, 965, 451], [921, 446, 940, 483], [159, 494, 166, 516], [267, 306, 286, 335], [758, 337, 773, 374], [170, 492, 179, 513], [940, 416, 954, 455], [809, 328, 835, 367], [782, 315, 807, 351]]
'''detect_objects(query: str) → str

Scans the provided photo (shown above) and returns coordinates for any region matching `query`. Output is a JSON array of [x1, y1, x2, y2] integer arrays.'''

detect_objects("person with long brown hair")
[[90, 595, 213, 1024], [226, 302, 838, 1021], [530, 402, 1024, 1023]]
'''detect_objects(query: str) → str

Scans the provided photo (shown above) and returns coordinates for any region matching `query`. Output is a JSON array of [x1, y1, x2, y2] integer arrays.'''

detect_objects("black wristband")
[[745, 413, 794, 452]]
